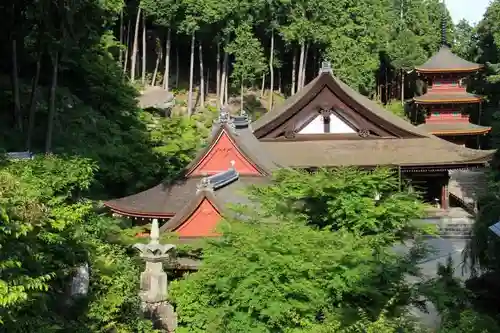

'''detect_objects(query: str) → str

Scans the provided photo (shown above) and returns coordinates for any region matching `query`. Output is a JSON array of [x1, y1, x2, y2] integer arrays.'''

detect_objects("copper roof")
[[413, 92, 482, 104], [418, 122, 491, 136], [415, 46, 483, 73]]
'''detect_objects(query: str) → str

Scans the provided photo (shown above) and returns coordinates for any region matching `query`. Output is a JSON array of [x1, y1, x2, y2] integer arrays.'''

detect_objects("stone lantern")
[[134, 218, 177, 332]]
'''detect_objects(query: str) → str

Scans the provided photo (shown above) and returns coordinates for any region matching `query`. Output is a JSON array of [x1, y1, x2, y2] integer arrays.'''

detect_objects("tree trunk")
[[11, 39, 22, 131], [130, 7, 141, 82], [151, 38, 162, 86], [268, 30, 275, 111], [278, 70, 282, 94], [175, 46, 179, 88], [26, 55, 42, 151], [141, 12, 147, 86], [301, 43, 309, 88], [220, 49, 228, 106], [240, 79, 244, 113], [224, 62, 229, 105], [206, 69, 210, 96], [187, 32, 195, 116], [216, 44, 221, 108], [385, 67, 388, 103], [260, 74, 265, 97], [298, 42, 305, 91], [45, 51, 59, 154], [291, 49, 297, 95], [401, 70, 405, 105], [123, 19, 131, 75], [163, 28, 171, 91], [198, 41, 205, 107], [119, 9, 124, 65]]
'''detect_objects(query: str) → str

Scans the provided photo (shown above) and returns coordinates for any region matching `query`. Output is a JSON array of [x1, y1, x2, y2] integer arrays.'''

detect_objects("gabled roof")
[[159, 168, 269, 235], [186, 111, 278, 176], [252, 68, 428, 139], [415, 46, 483, 74], [104, 111, 276, 218], [159, 174, 228, 235]]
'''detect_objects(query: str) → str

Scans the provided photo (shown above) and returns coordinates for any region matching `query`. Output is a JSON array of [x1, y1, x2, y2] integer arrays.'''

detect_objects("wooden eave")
[[253, 72, 426, 140], [414, 97, 483, 105], [105, 203, 175, 219], [415, 66, 483, 74]]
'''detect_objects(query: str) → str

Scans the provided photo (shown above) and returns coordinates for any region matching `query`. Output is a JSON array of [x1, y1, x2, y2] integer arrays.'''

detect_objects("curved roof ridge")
[[252, 71, 430, 139]]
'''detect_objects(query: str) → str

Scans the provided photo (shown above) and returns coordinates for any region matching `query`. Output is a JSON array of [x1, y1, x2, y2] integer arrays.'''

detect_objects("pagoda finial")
[[319, 61, 332, 75], [441, 0, 447, 47]]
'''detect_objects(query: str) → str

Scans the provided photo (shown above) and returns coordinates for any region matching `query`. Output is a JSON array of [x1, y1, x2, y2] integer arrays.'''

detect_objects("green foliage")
[[171, 167, 433, 332], [227, 23, 267, 87], [171, 219, 425, 333], [247, 167, 427, 244], [0, 156, 156, 332], [378, 100, 408, 120]]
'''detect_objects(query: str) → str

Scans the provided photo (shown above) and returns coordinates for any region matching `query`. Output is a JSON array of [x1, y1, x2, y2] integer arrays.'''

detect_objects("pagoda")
[[105, 63, 494, 247], [413, 19, 491, 146]]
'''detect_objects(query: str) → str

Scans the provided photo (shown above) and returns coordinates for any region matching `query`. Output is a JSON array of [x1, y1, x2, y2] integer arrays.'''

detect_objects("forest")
[[2, 0, 500, 331]]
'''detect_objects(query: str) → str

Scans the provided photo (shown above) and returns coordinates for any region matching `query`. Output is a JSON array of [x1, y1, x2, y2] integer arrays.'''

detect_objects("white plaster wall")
[[298, 114, 356, 134]]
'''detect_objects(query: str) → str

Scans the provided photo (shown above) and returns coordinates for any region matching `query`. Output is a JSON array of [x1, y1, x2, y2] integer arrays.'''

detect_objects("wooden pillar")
[[441, 176, 449, 210]]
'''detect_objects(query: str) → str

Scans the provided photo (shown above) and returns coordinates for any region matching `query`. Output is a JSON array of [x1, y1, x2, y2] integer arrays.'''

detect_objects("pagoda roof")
[[415, 46, 483, 74], [413, 91, 482, 104], [417, 122, 491, 136]]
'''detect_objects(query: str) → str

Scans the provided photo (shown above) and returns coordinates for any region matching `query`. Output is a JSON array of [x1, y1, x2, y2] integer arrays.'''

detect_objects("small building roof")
[[415, 46, 483, 74], [413, 91, 482, 105], [417, 122, 491, 136]]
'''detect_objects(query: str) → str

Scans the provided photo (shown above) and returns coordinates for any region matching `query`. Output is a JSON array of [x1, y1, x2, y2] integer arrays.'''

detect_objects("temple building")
[[414, 45, 491, 147], [105, 63, 494, 242]]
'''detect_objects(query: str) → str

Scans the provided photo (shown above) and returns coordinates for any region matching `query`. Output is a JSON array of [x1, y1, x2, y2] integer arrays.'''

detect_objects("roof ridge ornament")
[[213, 105, 236, 134], [319, 61, 333, 75], [196, 176, 214, 193]]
